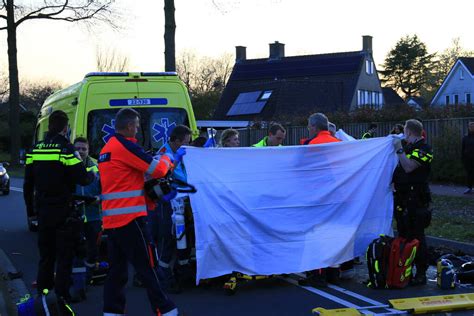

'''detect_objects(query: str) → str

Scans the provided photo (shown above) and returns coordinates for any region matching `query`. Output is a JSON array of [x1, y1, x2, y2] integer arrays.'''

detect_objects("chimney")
[[362, 35, 373, 53], [235, 46, 246, 63], [269, 41, 285, 60]]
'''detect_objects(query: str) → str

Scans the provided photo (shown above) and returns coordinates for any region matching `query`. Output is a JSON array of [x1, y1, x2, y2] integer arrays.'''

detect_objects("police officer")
[[23, 110, 94, 310], [362, 123, 377, 139], [392, 119, 433, 286], [99, 108, 179, 316]]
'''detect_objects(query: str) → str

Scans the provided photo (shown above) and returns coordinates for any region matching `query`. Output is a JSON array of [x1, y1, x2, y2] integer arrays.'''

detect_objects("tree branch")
[[16, 3, 69, 26], [16, 0, 70, 26], [16, 0, 115, 28]]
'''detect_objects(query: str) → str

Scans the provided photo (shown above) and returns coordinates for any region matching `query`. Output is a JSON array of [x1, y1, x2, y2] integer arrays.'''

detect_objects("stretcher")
[[223, 272, 273, 295]]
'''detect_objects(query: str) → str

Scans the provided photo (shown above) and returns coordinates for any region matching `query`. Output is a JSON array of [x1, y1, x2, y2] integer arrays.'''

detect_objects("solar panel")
[[226, 91, 269, 116]]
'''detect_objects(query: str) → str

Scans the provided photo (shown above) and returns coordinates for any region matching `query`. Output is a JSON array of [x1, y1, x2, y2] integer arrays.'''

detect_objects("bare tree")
[[0, 70, 8, 102], [176, 51, 233, 95], [434, 38, 474, 86], [164, 0, 176, 71], [176, 51, 233, 119], [0, 0, 118, 164], [20, 80, 63, 113], [96, 46, 129, 72]]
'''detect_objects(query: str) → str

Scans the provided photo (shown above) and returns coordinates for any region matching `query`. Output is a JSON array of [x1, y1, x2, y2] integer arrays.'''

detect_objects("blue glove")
[[203, 137, 216, 148], [162, 190, 177, 202], [174, 147, 186, 164]]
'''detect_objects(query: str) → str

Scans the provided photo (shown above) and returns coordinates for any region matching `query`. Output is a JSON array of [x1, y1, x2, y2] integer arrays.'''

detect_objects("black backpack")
[[366, 235, 393, 289], [438, 254, 474, 284]]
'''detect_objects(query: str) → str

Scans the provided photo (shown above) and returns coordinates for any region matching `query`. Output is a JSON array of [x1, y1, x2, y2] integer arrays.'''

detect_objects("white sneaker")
[[162, 308, 179, 316], [463, 188, 472, 194]]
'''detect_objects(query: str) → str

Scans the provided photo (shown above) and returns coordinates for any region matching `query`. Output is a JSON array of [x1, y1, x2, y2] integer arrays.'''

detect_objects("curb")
[[0, 248, 30, 315], [426, 235, 474, 255]]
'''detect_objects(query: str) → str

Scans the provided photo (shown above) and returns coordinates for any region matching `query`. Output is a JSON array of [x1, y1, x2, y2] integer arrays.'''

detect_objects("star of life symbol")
[[102, 119, 115, 143], [152, 118, 176, 144]]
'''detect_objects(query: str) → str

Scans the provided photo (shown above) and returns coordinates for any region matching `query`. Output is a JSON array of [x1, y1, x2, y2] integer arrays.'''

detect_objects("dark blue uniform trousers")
[[103, 217, 175, 315], [37, 221, 76, 300]]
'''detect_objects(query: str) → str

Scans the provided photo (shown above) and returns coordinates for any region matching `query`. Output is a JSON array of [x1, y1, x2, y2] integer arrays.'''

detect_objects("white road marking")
[[282, 277, 368, 313], [283, 274, 407, 315], [327, 284, 404, 314], [10, 187, 23, 192]]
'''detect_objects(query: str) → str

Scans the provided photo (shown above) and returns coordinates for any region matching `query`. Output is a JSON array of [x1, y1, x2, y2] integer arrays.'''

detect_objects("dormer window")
[[460, 68, 464, 80], [365, 60, 374, 75], [259, 90, 272, 101]]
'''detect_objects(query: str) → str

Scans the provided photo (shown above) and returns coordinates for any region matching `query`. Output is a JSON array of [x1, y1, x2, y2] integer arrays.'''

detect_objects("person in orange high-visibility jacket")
[[99, 108, 179, 316], [300, 113, 341, 289], [305, 113, 340, 145]]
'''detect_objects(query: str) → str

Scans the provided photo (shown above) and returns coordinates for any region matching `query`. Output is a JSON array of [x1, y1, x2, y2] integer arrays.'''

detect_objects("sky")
[[1, 0, 474, 86]]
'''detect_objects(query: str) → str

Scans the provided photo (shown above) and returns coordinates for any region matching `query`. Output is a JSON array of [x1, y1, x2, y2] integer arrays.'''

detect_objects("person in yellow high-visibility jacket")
[[252, 123, 286, 147]]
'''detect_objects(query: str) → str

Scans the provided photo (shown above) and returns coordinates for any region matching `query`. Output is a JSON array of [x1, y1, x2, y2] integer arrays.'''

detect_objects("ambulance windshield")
[[87, 108, 189, 159]]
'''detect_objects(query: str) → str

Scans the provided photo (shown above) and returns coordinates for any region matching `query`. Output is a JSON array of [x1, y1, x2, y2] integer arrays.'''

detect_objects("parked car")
[[0, 162, 10, 195]]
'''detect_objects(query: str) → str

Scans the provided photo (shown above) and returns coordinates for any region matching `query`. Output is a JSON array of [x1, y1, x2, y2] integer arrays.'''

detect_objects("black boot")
[[326, 267, 341, 285], [410, 273, 427, 286], [299, 269, 327, 288]]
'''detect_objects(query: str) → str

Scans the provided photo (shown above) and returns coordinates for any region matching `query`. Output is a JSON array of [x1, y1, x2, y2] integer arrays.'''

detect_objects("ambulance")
[[35, 72, 198, 159], [28, 72, 198, 231]]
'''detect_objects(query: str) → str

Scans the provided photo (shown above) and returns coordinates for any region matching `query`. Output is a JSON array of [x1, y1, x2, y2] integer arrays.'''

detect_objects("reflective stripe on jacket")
[[361, 131, 373, 139], [98, 134, 173, 229], [23, 133, 93, 224]]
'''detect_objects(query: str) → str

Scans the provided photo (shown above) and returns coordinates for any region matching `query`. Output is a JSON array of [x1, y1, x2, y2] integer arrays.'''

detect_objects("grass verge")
[[427, 195, 474, 243]]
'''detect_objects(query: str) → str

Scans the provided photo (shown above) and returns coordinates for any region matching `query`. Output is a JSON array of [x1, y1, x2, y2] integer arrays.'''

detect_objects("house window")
[[364, 91, 369, 105], [445, 95, 450, 105], [467, 93, 471, 104], [378, 92, 384, 108], [365, 60, 374, 75], [357, 90, 362, 106], [460, 69, 464, 80], [371, 91, 377, 106], [259, 90, 272, 101], [454, 94, 459, 105]]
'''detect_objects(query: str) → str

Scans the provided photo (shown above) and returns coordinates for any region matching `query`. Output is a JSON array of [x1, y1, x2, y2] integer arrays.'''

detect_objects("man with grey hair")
[[305, 113, 340, 145], [298, 113, 341, 288]]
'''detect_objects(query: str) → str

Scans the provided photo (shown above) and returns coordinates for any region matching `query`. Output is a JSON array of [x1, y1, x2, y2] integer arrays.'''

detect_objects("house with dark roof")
[[406, 96, 426, 110], [213, 36, 384, 121], [431, 57, 474, 106], [382, 87, 405, 106]]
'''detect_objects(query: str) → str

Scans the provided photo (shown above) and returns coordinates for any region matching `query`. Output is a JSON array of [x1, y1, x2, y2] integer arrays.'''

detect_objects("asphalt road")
[[2, 177, 474, 316]]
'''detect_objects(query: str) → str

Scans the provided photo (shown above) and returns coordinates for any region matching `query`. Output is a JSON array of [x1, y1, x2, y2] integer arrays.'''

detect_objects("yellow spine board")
[[312, 307, 364, 316], [389, 293, 474, 314]]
